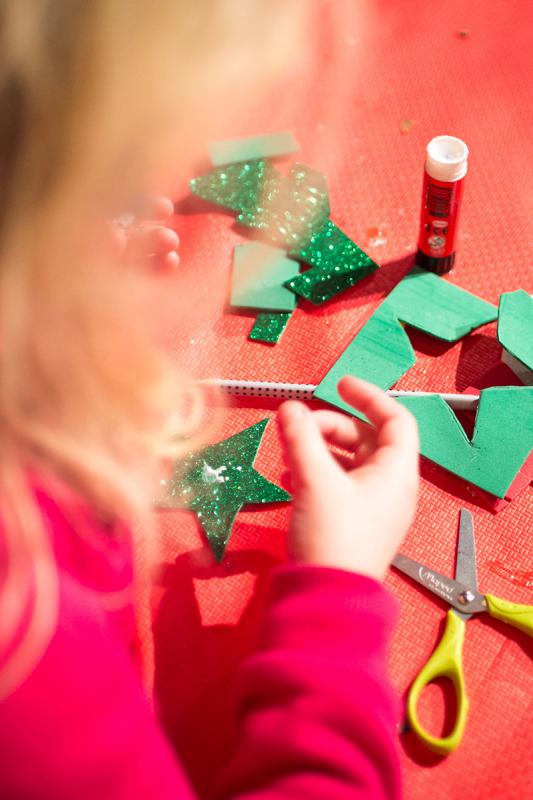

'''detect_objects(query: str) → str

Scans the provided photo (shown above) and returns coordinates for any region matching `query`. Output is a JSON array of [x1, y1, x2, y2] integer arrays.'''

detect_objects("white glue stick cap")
[[425, 135, 469, 182]]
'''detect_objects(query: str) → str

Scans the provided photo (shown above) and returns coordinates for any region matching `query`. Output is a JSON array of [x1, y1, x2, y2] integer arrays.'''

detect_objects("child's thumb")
[[278, 401, 336, 488]]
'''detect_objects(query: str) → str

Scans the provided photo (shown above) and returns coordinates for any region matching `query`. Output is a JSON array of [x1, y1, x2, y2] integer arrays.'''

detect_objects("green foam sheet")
[[497, 290, 533, 371], [397, 387, 533, 498]]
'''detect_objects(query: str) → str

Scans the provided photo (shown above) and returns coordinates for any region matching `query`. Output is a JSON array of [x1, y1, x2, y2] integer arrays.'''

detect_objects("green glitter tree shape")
[[190, 159, 378, 305], [161, 419, 291, 561]]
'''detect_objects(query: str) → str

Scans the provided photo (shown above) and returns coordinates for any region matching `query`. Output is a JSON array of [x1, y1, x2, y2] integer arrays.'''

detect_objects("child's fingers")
[[338, 376, 419, 476], [312, 409, 370, 452], [134, 194, 175, 222], [338, 376, 418, 449], [159, 250, 180, 270], [126, 225, 179, 261], [278, 402, 338, 489]]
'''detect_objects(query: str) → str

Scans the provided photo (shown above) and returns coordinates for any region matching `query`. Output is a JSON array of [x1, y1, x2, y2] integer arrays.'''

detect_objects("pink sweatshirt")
[[0, 484, 401, 799]]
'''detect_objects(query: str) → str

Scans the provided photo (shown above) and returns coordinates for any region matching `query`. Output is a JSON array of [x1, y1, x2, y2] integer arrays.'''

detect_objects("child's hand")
[[278, 376, 419, 581], [112, 195, 180, 270]]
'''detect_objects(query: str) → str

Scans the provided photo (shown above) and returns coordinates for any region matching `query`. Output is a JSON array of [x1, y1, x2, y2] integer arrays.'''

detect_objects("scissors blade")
[[454, 509, 478, 621], [392, 553, 486, 614], [456, 509, 477, 588]]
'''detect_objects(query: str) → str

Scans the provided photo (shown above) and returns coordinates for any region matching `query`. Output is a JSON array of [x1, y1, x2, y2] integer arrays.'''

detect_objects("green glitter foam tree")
[[190, 159, 378, 305]]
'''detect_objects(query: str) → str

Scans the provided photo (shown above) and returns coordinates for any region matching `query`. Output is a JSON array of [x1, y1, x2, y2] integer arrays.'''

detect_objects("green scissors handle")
[[485, 594, 533, 637], [406, 610, 469, 755]]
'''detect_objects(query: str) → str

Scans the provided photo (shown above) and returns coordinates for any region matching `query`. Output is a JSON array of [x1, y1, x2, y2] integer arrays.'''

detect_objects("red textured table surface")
[[150, 2, 533, 797]]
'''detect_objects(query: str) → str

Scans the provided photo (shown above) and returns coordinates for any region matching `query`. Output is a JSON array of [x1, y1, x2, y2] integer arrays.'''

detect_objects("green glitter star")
[[189, 159, 378, 305], [163, 419, 290, 561]]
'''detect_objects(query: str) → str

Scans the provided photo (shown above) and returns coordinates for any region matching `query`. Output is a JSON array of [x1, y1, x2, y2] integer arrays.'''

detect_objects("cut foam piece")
[[231, 243, 298, 312], [498, 290, 533, 385], [460, 386, 533, 512], [209, 131, 299, 166], [396, 387, 533, 498], [315, 267, 497, 416]]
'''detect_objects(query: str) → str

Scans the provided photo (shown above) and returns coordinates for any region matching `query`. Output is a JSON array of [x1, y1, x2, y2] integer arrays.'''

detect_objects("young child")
[[0, 2, 419, 798]]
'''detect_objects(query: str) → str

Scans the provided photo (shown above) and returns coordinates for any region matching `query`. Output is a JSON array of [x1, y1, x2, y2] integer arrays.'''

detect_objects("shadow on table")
[[152, 539, 280, 795]]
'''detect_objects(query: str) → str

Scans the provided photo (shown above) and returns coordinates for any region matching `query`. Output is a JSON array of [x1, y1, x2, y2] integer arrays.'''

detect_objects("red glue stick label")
[[418, 172, 464, 257], [416, 135, 468, 275]]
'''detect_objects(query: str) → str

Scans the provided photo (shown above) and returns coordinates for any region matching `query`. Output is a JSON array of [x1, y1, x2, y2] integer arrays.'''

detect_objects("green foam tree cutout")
[[190, 159, 378, 305], [397, 387, 533, 498], [314, 267, 497, 416], [161, 419, 290, 560], [498, 290, 533, 383]]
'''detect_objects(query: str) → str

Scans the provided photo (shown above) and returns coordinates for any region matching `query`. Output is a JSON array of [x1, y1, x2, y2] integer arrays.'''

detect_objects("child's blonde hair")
[[0, 0, 301, 698]]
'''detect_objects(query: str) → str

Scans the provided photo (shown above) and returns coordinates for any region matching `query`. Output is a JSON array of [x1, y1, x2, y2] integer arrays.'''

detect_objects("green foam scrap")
[[230, 243, 297, 312], [284, 219, 378, 305], [396, 387, 533, 498], [249, 310, 293, 343], [314, 266, 497, 417], [209, 131, 299, 166], [497, 290, 533, 371]]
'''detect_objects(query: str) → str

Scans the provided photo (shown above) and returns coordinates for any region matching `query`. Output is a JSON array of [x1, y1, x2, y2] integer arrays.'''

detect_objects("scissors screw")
[[458, 590, 476, 605]]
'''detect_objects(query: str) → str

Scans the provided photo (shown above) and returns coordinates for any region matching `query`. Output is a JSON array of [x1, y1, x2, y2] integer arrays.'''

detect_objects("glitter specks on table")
[[160, 419, 291, 561]]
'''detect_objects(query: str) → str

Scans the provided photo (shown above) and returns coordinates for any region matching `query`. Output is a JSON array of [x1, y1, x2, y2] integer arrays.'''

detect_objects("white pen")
[[199, 379, 479, 411]]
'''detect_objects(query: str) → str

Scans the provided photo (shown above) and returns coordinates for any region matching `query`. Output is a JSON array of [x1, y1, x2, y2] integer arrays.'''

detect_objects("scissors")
[[392, 509, 533, 755]]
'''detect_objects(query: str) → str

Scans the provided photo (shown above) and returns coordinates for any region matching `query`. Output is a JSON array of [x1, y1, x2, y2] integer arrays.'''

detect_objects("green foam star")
[[163, 419, 290, 560]]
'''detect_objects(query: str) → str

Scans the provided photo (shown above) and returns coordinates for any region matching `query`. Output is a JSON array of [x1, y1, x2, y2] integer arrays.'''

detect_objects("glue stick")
[[416, 135, 469, 274]]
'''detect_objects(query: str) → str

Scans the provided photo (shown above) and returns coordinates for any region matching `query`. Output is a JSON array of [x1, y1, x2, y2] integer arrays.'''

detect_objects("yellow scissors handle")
[[485, 595, 533, 637], [406, 610, 469, 756]]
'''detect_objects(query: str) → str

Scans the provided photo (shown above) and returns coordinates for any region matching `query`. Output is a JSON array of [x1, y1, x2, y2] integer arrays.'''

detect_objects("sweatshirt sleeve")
[[0, 563, 400, 800], [0, 571, 196, 800], [216, 564, 401, 800]]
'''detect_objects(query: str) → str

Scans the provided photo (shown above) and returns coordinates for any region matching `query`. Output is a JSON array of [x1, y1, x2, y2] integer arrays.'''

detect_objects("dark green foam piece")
[[284, 219, 379, 305], [396, 387, 533, 498], [231, 243, 297, 312], [249, 310, 293, 343], [314, 267, 497, 416], [497, 290, 533, 370]]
